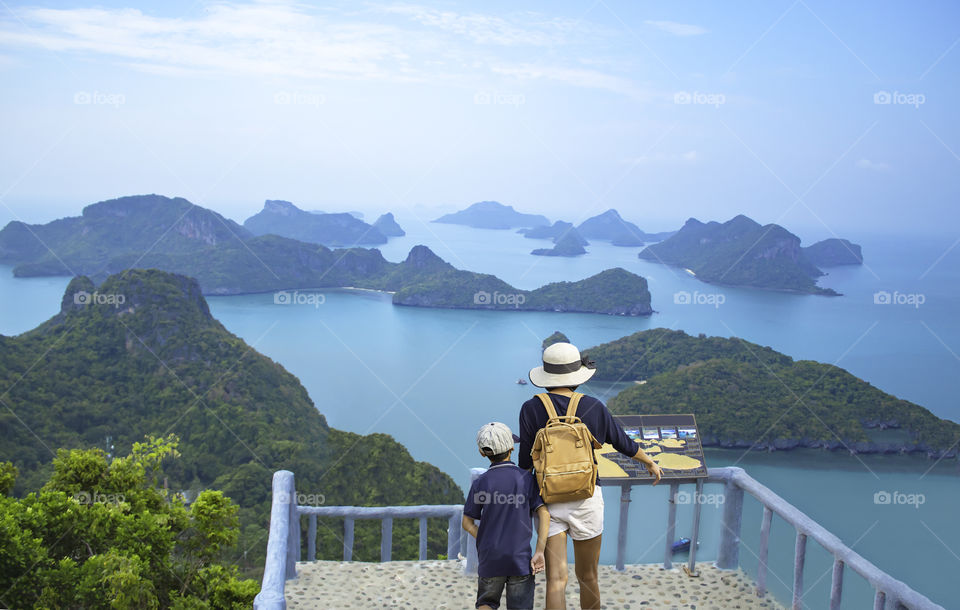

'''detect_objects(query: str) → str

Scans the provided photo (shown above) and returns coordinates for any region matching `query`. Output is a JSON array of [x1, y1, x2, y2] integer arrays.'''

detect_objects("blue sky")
[[0, 0, 957, 238]]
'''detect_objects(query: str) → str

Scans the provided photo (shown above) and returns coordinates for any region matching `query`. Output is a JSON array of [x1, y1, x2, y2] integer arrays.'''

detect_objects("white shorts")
[[546, 485, 604, 540]]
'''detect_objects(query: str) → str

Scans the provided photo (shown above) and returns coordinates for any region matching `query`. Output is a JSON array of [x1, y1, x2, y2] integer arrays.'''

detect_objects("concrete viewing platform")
[[256, 468, 944, 610], [284, 560, 785, 609]]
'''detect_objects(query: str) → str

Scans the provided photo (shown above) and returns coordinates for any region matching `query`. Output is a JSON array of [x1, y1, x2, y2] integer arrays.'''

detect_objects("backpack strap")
[[538, 393, 584, 423], [536, 393, 559, 420], [566, 393, 602, 449]]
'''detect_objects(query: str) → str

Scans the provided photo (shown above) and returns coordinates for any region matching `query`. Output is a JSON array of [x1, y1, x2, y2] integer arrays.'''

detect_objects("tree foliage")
[[0, 436, 259, 609]]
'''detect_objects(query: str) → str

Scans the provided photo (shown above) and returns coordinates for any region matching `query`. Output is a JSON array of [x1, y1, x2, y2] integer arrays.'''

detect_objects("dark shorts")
[[476, 574, 535, 609]]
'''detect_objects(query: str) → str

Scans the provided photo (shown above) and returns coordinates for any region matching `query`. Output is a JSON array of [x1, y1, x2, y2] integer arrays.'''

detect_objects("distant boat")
[[672, 537, 692, 553], [516, 378, 528, 385]]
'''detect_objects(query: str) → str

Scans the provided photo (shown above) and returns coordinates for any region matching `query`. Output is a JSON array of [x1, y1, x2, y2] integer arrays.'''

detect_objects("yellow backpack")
[[530, 393, 602, 503]]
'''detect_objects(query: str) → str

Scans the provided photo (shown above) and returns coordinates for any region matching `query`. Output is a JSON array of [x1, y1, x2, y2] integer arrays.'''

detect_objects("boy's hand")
[[531, 550, 545, 574], [646, 462, 663, 484]]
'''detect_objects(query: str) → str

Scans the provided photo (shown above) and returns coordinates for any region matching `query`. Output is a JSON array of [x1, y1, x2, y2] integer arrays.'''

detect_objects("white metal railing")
[[253, 468, 944, 610]]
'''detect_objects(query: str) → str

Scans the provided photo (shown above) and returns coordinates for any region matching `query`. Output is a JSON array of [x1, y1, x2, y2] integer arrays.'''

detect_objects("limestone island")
[[586, 328, 959, 458], [244, 199, 389, 246], [432, 200, 549, 229], [0, 195, 653, 316], [637, 215, 859, 295]]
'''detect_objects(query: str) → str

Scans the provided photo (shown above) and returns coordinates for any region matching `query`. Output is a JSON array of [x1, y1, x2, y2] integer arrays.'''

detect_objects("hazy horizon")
[[1, 0, 958, 240], [0, 193, 954, 247]]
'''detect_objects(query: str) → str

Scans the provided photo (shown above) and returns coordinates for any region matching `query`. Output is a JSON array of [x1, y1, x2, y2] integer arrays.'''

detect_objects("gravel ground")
[[284, 560, 786, 609]]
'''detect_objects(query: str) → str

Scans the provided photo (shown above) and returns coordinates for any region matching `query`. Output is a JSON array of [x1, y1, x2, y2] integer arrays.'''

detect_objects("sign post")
[[596, 414, 707, 576]]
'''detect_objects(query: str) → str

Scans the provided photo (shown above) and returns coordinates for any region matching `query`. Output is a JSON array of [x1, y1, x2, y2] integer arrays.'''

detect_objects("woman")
[[518, 342, 662, 610]]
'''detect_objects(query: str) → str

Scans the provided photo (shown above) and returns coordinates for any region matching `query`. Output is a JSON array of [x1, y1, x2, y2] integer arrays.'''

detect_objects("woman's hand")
[[633, 447, 664, 485], [646, 461, 663, 485]]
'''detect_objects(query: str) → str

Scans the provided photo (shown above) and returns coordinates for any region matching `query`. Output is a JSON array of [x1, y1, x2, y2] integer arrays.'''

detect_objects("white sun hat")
[[529, 342, 597, 388]]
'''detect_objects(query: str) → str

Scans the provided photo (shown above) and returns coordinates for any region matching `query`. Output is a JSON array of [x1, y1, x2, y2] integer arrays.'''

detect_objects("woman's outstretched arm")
[[632, 447, 663, 484]]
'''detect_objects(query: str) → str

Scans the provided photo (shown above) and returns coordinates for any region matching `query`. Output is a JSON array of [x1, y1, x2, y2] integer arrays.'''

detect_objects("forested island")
[[519, 220, 589, 246], [373, 212, 406, 237], [0, 270, 465, 571], [576, 209, 674, 245], [243, 199, 392, 246], [0, 195, 652, 316], [392, 249, 652, 315], [432, 200, 549, 229], [584, 329, 959, 457], [637, 215, 862, 294], [803, 237, 864, 266], [531, 231, 588, 257]]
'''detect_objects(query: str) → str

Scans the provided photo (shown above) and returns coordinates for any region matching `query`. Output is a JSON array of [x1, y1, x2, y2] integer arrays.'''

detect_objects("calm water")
[[1, 221, 958, 607]]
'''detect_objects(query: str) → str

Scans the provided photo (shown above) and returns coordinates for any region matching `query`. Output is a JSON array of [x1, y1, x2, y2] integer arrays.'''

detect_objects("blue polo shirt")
[[463, 461, 544, 578], [518, 392, 640, 472]]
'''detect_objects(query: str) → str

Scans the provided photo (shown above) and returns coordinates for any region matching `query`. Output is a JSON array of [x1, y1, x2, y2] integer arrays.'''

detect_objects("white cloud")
[[855, 159, 890, 172], [379, 5, 589, 46], [644, 20, 707, 36], [0, 1, 651, 101], [490, 63, 658, 101], [630, 151, 698, 163], [0, 3, 430, 81]]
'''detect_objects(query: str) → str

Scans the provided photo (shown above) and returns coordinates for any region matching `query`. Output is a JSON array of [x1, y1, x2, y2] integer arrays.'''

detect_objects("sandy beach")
[[285, 560, 785, 609]]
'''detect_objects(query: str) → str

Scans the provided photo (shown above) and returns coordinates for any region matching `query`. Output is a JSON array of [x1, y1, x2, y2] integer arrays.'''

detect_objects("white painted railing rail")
[[253, 467, 943, 610], [253, 470, 463, 610], [705, 467, 943, 610]]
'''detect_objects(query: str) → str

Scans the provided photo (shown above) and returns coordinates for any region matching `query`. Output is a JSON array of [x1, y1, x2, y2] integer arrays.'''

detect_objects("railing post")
[[757, 506, 773, 597], [287, 477, 299, 576], [465, 468, 485, 575], [686, 478, 704, 576], [343, 518, 354, 561], [716, 478, 744, 570], [793, 532, 807, 610], [616, 484, 632, 571], [419, 517, 428, 560], [381, 517, 393, 562], [830, 559, 845, 609], [307, 514, 317, 561], [664, 481, 679, 569], [447, 513, 459, 559], [253, 470, 295, 610]]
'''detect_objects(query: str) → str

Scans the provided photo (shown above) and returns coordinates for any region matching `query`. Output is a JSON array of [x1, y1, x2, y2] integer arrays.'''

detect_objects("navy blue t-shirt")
[[518, 393, 640, 472], [463, 461, 544, 578]]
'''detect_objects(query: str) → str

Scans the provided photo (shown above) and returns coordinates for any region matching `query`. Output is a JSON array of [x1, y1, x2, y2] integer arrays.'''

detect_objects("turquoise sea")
[[1, 220, 958, 608]]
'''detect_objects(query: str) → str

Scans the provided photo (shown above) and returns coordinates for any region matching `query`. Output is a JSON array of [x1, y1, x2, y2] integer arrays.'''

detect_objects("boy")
[[463, 422, 550, 610]]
